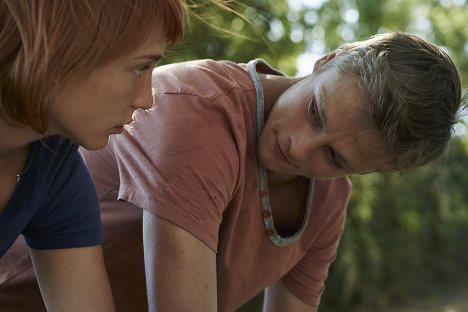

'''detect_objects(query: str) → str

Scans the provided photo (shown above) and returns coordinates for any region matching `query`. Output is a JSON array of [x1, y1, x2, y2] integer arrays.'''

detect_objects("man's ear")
[[313, 51, 337, 72]]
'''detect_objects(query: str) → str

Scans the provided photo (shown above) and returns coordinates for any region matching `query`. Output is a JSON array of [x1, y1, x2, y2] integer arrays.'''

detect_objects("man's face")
[[258, 69, 387, 180]]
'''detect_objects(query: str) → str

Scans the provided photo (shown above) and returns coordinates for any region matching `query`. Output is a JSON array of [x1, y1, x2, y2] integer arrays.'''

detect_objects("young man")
[[0, 32, 462, 311]]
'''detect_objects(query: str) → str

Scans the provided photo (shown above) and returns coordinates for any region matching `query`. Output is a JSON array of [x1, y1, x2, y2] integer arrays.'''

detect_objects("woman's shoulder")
[[32, 136, 88, 183]]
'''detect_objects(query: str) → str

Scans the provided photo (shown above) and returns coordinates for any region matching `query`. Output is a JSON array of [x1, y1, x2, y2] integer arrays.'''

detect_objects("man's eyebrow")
[[319, 86, 353, 173]]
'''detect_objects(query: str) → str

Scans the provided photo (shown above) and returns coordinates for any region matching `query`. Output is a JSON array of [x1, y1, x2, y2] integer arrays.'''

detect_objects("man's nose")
[[288, 131, 326, 162]]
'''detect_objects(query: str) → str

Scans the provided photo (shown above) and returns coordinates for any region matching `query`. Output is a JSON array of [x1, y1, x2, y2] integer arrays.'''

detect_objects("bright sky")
[[287, 0, 328, 76], [288, 0, 328, 10]]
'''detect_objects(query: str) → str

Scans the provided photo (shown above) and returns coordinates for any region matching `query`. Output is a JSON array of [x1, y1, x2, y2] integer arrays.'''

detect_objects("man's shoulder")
[[152, 59, 253, 98], [314, 176, 352, 206]]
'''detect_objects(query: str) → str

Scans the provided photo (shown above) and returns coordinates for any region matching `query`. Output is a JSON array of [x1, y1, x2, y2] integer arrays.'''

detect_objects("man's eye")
[[328, 147, 341, 168], [308, 99, 321, 127]]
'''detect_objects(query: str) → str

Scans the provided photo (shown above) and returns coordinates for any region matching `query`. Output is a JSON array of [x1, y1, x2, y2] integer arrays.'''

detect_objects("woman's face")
[[48, 28, 166, 150]]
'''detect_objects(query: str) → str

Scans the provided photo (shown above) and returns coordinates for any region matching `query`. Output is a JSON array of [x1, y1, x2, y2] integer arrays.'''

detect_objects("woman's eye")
[[135, 62, 158, 77], [308, 99, 321, 127], [135, 65, 150, 77]]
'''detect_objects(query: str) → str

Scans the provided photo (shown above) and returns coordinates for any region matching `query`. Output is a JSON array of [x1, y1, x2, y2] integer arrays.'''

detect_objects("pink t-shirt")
[[0, 59, 351, 311], [94, 59, 351, 309]]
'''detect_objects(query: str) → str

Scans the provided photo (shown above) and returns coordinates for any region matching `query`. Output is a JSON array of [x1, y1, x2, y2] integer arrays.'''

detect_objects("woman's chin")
[[78, 136, 110, 151]]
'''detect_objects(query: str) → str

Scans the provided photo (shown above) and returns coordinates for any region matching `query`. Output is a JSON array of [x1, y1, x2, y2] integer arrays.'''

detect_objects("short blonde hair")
[[317, 32, 463, 172], [1, 0, 185, 132]]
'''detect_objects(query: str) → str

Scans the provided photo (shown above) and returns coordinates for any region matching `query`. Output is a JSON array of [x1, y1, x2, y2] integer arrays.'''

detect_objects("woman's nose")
[[133, 92, 154, 110], [133, 74, 154, 110]]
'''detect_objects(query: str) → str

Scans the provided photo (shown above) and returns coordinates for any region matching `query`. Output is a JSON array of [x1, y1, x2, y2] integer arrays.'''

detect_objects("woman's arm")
[[263, 280, 317, 312], [30, 246, 115, 311], [143, 209, 217, 312]]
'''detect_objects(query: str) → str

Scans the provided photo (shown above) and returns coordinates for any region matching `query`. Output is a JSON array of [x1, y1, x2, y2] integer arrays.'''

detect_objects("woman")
[[0, 0, 185, 310]]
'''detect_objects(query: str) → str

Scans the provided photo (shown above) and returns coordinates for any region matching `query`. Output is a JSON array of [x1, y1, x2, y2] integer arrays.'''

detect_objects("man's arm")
[[30, 246, 115, 312], [263, 280, 317, 312], [142, 209, 217, 312]]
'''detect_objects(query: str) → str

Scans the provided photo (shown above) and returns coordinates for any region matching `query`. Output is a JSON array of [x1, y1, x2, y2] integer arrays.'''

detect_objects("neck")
[[0, 116, 43, 157], [0, 120, 36, 181], [260, 74, 302, 116], [267, 170, 307, 189]]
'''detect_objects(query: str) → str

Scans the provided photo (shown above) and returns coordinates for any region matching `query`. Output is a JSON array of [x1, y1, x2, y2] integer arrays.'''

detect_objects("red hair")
[[0, 0, 185, 132]]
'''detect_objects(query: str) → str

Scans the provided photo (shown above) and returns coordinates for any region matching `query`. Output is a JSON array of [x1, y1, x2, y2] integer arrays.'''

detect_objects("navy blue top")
[[0, 136, 101, 257]]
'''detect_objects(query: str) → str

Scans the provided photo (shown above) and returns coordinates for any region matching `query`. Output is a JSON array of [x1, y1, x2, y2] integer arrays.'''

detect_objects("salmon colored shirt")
[[0, 59, 351, 311]]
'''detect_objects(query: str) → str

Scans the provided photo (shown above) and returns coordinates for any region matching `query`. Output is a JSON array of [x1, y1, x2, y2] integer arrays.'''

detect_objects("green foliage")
[[171, 0, 468, 83], [320, 137, 468, 311], [165, 0, 306, 75]]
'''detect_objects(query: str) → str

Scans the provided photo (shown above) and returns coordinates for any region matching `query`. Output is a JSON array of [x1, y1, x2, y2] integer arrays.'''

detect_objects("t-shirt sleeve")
[[281, 177, 352, 307], [114, 93, 241, 252], [23, 148, 101, 249]]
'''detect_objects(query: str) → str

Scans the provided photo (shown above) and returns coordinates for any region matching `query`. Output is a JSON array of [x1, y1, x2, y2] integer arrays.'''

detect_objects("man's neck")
[[260, 74, 302, 116]]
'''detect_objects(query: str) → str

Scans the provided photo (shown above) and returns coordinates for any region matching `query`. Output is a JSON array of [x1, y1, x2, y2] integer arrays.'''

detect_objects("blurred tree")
[[300, 0, 467, 83], [172, 0, 468, 83], [321, 137, 468, 311], [165, 0, 307, 75]]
